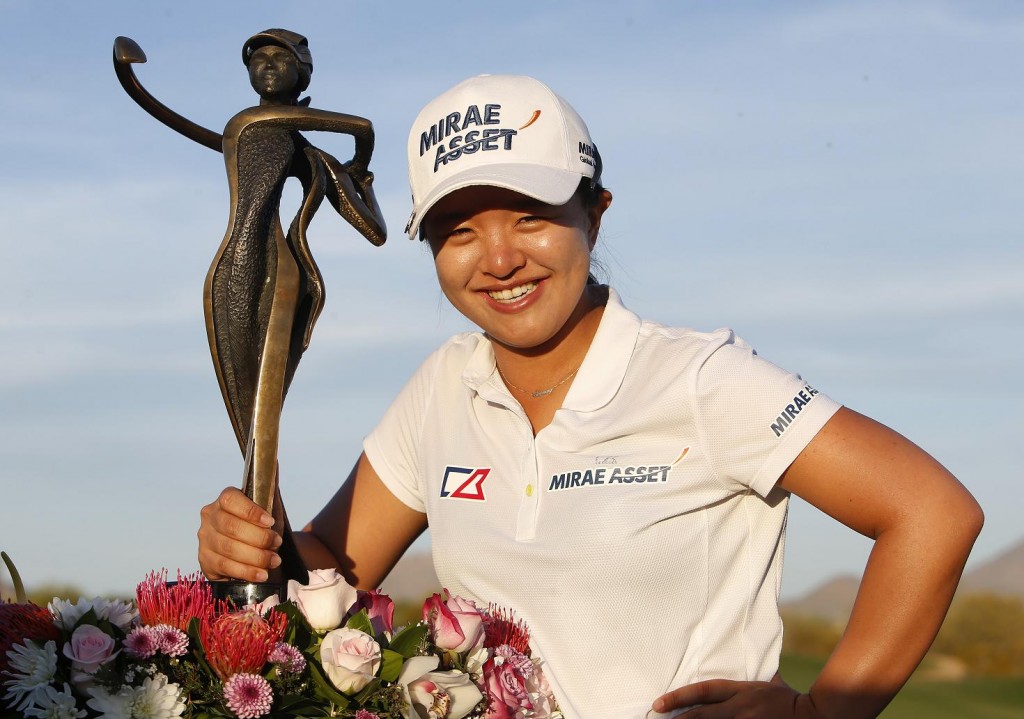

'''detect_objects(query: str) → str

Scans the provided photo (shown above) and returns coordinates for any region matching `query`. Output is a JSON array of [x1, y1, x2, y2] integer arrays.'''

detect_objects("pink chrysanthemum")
[[136, 570, 218, 631], [494, 644, 535, 676], [155, 624, 189, 657], [223, 672, 273, 718], [354, 710, 381, 719], [124, 625, 160, 658], [268, 642, 305, 674]]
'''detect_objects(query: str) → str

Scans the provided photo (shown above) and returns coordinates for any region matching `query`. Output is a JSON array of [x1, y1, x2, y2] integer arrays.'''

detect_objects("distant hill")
[[780, 574, 860, 624], [781, 538, 1024, 622], [959, 538, 1024, 598]]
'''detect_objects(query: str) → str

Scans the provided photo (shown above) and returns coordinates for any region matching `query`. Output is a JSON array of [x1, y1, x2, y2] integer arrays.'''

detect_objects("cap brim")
[[406, 163, 584, 239]]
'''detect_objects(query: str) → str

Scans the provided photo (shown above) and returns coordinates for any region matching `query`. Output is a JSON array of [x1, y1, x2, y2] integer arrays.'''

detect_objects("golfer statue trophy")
[[113, 29, 387, 603]]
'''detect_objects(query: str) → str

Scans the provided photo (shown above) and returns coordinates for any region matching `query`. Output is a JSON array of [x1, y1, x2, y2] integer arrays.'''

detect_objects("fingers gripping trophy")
[[113, 29, 387, 602]]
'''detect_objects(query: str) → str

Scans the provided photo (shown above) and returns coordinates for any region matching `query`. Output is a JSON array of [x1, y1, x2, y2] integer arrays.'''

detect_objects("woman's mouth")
[[487, 281, 538, 303]]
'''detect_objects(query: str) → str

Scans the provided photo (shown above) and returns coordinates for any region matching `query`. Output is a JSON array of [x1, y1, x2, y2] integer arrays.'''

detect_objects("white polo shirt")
[[364, 290, 841, 719]]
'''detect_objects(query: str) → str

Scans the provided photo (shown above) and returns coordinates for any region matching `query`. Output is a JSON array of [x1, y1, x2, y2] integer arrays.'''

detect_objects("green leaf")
[[187, 617, 216, 678], [273, 695, 323, 718], [345, 608, 375, 636], [380, 648, 404, 683], [76, 607, 100, 628], [389, 623, 429, 659], [308, 659, 351, 708], [277, 601, 313, 643], [352, 676, 382, 705]]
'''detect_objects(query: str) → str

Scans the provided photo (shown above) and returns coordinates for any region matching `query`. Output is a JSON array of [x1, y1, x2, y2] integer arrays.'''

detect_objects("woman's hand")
[[197, 487, 283, 582], [653, 677, 822, 719]]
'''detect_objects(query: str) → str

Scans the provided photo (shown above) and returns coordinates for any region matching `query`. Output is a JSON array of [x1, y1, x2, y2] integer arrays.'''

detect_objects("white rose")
[[397, 655, 483, 719], [319, 627, 381, 695], [287, 568, 358, 632]]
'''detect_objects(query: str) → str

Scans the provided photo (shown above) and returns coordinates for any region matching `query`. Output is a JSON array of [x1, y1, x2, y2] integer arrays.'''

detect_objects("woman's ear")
[[587, 189, 613, 248]]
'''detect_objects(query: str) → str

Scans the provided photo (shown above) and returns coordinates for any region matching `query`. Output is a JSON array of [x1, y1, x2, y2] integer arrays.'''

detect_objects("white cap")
[[405, 74, 600, 239]]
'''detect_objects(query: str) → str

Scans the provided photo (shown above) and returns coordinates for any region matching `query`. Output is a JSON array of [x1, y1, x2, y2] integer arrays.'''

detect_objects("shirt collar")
[[461, 288, 641, 412], [562, 288, 641, 412]]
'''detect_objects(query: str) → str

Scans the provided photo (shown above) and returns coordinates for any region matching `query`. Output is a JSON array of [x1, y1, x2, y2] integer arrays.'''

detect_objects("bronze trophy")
[[113, 29, 387, 604]]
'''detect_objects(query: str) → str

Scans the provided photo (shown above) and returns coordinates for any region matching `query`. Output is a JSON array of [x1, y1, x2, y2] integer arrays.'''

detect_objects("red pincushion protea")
[[484, 605, 531, 655], [201, 609, 288, 681], [136, 569, 217, 631], [0, 601, 59, 674]]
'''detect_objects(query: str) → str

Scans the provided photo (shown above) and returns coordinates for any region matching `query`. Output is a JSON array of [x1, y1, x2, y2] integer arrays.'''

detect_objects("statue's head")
[[243, 29, 313, 102]]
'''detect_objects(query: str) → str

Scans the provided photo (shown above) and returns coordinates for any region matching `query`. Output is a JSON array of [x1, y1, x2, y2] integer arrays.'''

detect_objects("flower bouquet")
[[1, 555, 560, 719]]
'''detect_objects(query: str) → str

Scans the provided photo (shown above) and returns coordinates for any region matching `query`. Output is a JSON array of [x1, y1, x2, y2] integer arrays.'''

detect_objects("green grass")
[[780, 655, 1024, 718]]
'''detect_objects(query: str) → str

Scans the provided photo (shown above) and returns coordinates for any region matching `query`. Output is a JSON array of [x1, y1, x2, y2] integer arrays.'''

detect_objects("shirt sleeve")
[[362, 349, 444, 513], [691, 331, 842, 498]]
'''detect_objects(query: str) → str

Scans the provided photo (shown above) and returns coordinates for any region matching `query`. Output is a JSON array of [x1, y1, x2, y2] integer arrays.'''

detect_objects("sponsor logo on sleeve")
[[770, 384, 820, 438], [440, 466, 489, 501]]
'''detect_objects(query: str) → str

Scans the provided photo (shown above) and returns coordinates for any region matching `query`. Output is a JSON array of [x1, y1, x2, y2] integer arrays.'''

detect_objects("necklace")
[[496, 362, 581, 398]]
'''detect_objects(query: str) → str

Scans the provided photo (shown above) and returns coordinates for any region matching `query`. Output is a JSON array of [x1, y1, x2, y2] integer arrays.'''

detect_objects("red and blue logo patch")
[[440, 466, 489, 501]]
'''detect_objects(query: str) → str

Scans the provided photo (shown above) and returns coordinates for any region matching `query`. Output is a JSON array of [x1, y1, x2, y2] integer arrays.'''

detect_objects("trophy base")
[[210, 580, 285, 607]]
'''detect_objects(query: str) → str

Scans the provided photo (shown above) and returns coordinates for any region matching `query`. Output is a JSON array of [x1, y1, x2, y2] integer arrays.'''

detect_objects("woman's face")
[[248, 45, 299, 102], [423, 185, 611, 353]]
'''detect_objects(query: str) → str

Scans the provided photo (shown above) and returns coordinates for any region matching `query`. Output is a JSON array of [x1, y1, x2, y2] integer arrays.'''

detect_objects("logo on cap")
[[418, 104, 541, 173]]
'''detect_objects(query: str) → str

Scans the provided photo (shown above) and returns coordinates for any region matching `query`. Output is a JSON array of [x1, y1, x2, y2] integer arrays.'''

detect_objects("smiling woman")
[[198, 74, 983, 719]]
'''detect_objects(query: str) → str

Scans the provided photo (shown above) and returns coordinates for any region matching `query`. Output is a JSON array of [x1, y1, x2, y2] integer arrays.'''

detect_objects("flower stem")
[[1, 551, 26, 603]]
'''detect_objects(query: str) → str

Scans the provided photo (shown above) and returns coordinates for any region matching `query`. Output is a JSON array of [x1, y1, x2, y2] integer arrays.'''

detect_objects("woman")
[[198, 75, 983, 719]]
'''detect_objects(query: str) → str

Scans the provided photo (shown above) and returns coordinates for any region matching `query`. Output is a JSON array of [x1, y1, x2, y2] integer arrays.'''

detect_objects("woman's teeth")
[[488, 282, 537, 303]]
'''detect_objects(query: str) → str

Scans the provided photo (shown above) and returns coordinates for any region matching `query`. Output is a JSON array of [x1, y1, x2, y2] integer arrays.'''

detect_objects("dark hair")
[[575, 165, 609, 286], [577, 177, 607, 208]]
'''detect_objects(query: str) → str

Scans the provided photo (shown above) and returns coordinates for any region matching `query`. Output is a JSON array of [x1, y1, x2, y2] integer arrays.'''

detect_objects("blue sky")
[[2, 0, 1021, 599]]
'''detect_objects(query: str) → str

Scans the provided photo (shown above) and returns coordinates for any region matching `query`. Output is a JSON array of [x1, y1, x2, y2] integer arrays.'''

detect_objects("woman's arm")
[[198, 452, 427, 589], [653, 407, 983, 719]]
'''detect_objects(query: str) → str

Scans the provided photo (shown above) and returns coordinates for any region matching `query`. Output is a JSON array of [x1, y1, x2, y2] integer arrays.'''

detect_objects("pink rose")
[[397, 655, 483, 719], [320, 627, 381, 694], [483, 651, 534, 719], [63, 624, 119, 674], [287, 568, 358, 632], [422, 591, 485, 654], [354, 590, 395, 637]]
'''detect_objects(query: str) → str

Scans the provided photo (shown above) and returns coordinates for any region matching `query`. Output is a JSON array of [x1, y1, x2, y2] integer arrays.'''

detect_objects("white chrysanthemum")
[[3, 639, 59, 711], [85, 685, 134, 719], [86, 675, 184, 719], [22, 682, 86, 719], [95, 599, 139, 632], [129, 675, 185, 719], [48, 598, 139, 633], [48, 598, 92, 630]]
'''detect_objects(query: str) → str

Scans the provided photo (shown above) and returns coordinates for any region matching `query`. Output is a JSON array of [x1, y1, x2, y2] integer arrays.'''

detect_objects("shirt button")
[[525, 484, 534, 497]]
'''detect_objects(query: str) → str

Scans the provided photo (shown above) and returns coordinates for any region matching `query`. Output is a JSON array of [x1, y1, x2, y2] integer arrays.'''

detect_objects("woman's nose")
[[480, 231, 526, 279]]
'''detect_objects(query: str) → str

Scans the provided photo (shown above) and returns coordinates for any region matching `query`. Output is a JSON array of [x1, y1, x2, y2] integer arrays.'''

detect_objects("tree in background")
[[933, 594, 1024, 676]]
